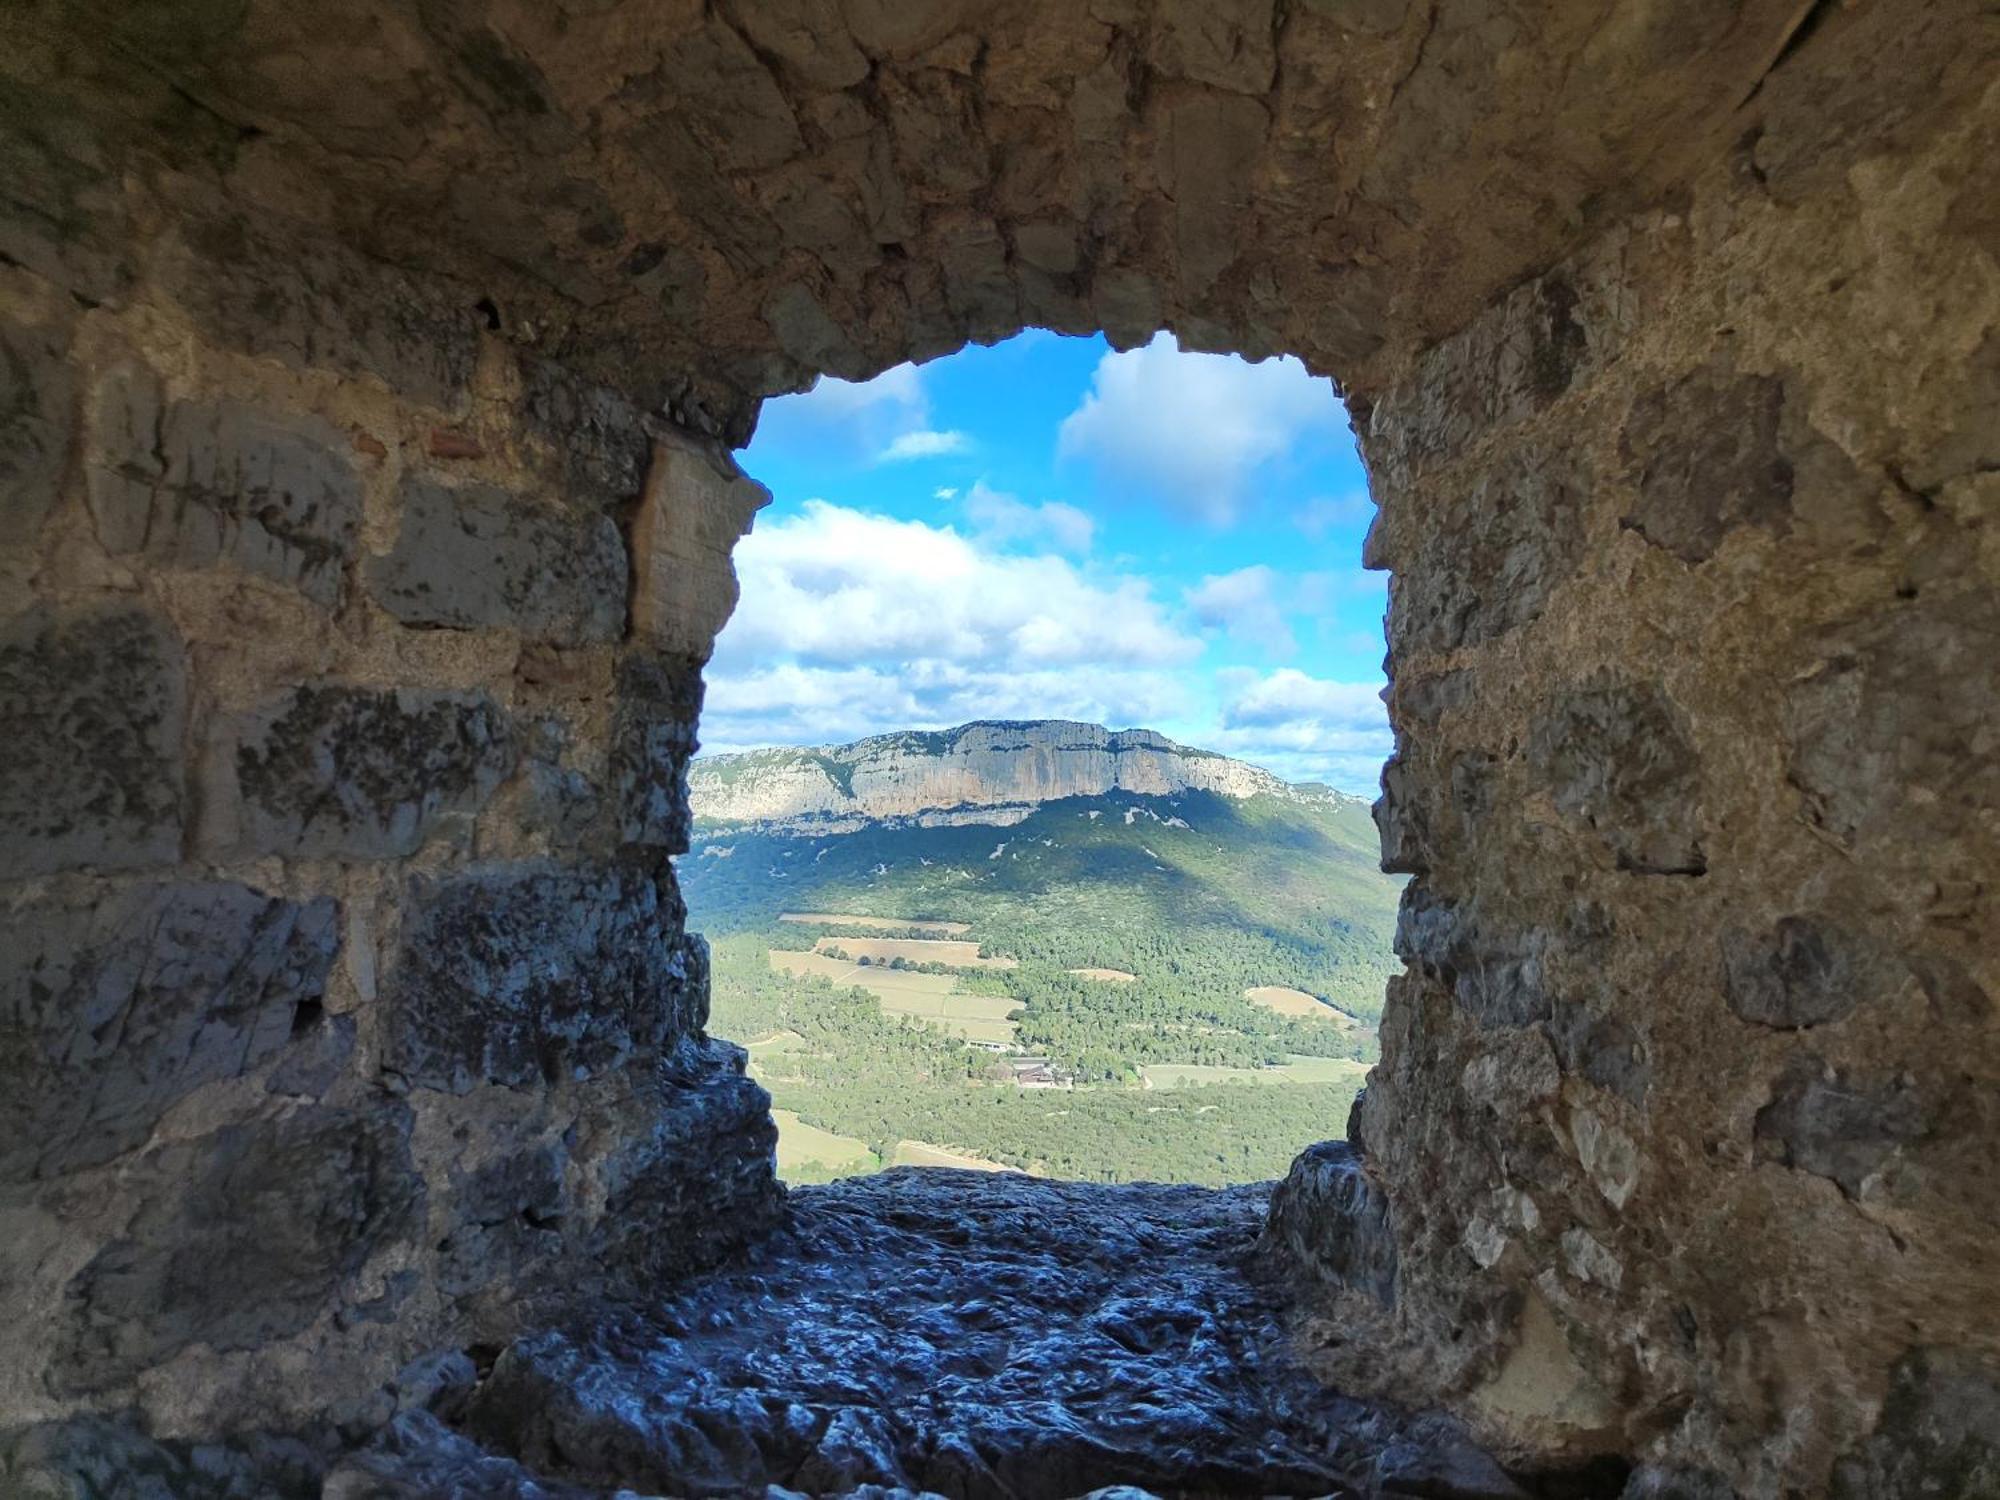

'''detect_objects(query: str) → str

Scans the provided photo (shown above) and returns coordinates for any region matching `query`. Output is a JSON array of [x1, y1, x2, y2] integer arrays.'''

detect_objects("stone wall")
[[2, 0, 1996, 1494], [0, 112, 781, 1441]]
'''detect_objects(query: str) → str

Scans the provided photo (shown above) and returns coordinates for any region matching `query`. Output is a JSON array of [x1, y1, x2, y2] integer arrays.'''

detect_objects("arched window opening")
[[678, 331, 1403, 1187]]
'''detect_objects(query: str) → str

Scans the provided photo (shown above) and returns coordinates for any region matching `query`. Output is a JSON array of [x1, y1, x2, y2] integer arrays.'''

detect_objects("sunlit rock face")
[[1, 1, 1996, 1496], [690, 720, 1333, 829]]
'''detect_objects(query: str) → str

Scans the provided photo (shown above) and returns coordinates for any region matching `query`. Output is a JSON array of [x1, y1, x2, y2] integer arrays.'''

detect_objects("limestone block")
[[1830, 1348, 2000, 1499], [1263, 1140, 1398, 1306], [1754, 1055, 1932, 1200], [84, 374, 364, 607], [1619, 362, 1794, 564], [0, 880, 340, 1181], [50, 1103, 421, 1395], [224, 684, 515, 860], [1546, 1000, 1650, 1106], [0, 308, 75, 604], [0, 602, 186, 877], [1528, 678, 1706, 877], [627, 433, 769, 661], [382, 860, 705, 1094], [611, 652, 702, 851], [1718, 917, 1904, 1031], [365, 476, 626, 645]]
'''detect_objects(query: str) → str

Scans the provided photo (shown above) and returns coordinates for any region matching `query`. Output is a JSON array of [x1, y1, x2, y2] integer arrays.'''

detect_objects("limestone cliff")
[[690, 720, 1356, 831]]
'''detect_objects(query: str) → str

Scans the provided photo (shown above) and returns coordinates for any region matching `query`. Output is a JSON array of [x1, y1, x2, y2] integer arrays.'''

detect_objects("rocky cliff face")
[[691, 720, 1347, 829]]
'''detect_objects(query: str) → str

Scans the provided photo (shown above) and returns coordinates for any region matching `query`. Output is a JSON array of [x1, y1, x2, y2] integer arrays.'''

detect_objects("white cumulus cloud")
[[963, 481, 1094, 555], [880, 428, 970, 462], [1057, 333, 1343, 526], [1185, 565, 1297, 658], [1207, 667, 1394, 792]]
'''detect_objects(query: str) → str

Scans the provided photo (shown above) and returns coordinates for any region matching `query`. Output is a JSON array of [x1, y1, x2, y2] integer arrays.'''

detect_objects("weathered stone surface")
[[1719, 917, 1899, 1030], [1619, 363, 1794, 564], [0, 1416, 326, 1500], [1528, 679, 1706, 876], [1753, 1055, 1933, 1200], [1830, 1348, 2000, 1499], [0, 880, 339, 1180], [0, 602, 186, 877], [228, 685, 514, 859], [1264, 1141, 1398, 1307], [610, 653, 702, 850], [334, 1173, 1517, 1498], [52, 1103, 421, 1394], [0, 308, 75, 604], [365, 476, 626, 645], [382, 861, 704, 1093], [1546, 1000, 1650, 1106], [1784, 591, 2000, 848], [84, 373, 363, 606]]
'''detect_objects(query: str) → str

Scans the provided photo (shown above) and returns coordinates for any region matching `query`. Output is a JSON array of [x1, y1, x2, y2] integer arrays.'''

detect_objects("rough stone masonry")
[[0, 1, 1995, 1497]]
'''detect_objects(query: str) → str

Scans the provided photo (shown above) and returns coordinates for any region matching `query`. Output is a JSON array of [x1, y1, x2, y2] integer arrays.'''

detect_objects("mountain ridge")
[[691, 719, 1367, 831]]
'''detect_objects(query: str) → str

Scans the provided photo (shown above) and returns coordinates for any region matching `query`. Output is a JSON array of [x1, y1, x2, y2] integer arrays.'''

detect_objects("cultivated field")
[[1245, 985, 1334, 1018], [890, 1139, 1021, 1173], [769, 949, 1019, 1044], [771, 1109, 876, 1176], [811, 936, 1017, 969], [1069, 967, 1138, 982], [780, 912, 971, 935], [1142, 1055, 1371, 1089]]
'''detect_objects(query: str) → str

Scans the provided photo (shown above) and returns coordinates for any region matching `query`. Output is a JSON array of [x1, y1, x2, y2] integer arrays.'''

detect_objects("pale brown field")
[[811, 936, 1017, 969], [780, 912, 972, 935], [1069, 967, 1139, 982]]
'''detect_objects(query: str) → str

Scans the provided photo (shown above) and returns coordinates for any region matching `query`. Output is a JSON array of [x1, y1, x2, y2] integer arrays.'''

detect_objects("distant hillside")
[[689, 719, 1365, 832], [680, 722, 1399, 1187]]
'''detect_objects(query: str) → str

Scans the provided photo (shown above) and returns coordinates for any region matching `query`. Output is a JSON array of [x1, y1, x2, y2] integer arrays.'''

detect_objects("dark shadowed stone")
[[52, 1103, 421, 1394], [1376, 756, 1428, 874], [1719, 917, 1903, 1029], [232, 685, 515, 859], [593, 1038, 782, 1283], [610, 652, 703, 851], [1396, 893, 1553, 1029], [1619, 362, 1793, 563], [1547, 1000, 1651, 1105], [0, 603, 186, 877], [85, 372, 363, 607], [520, 357, 652, 513], [1830, 1348, 2000, 1499], [324, 1410, 605, 1499], [266, 1012, 357, 1100], [0, 310, 76, 599], [383, 860, 704, 1093], [1264, 1140, 1398, 1306], [1754, 1055, 1932, 1199], [435, 1142, 568, 1298], [1784, 592, 2000, 848], [1392, 455, 1584, 653], [1622, 1464, 1739, 1499], [1528, 678, 1706, 875], [0, 881, 340, 1180], [365, 476, 627, 645], [0, 1415, 326, 1500]]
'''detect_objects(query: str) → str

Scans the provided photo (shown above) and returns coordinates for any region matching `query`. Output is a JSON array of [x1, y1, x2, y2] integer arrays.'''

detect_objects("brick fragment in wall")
[[49, 1103, 421, 1395], [84, 367, 364, 607], [365, 475, 627, 645], [223, 684, 515, 860], [0, 881, 341, 1181], [382, 860, 704, 1093], [0, 602, 186, 878]]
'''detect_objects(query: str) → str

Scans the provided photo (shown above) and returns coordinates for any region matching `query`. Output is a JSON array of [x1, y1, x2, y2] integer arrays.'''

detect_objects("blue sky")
[[707, 331, 1392, 794]]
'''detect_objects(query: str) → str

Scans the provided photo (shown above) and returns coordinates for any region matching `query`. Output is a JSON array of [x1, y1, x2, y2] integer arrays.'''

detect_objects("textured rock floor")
[[332, 1170, 1530, 1500]]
